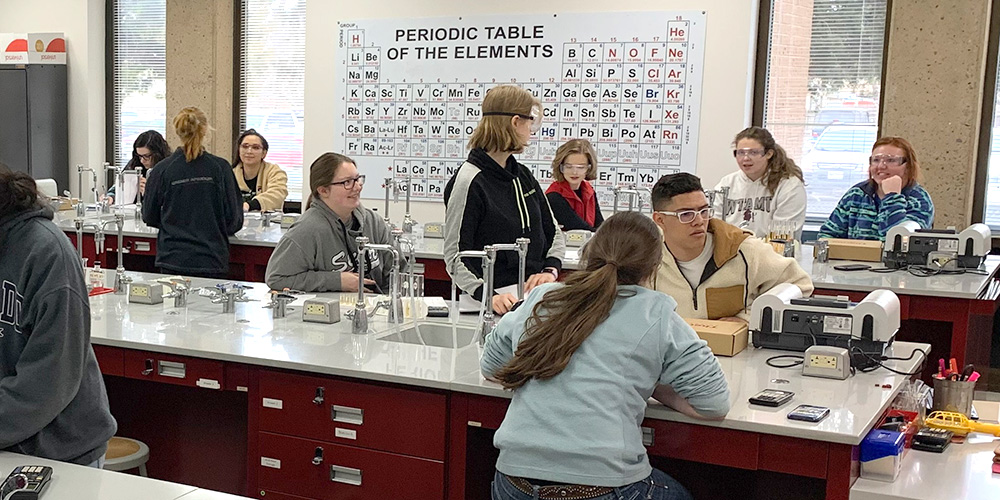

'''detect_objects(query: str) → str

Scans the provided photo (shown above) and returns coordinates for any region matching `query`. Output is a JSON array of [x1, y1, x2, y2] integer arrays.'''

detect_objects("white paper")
[[114, 174, 140, 206]]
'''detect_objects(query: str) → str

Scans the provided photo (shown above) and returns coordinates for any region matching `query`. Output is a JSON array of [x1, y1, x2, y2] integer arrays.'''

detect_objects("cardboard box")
[[49, 197, 78, 211], [684, 318, 748, 356], [815, 238, 883, 262]]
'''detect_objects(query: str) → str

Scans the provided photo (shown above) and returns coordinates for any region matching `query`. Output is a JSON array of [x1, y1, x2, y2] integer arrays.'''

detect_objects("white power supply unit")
[[802, 345, 851, 380]]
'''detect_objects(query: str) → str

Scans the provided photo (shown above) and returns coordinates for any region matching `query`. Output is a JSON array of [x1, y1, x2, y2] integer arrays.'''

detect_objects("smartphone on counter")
[[748, 389, 794, 407], [787, 404, 831, 422], [833, 264, 871, 271]]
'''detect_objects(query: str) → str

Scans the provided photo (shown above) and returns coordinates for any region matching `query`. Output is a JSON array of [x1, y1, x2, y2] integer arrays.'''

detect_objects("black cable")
[[851, 345, 928, 376], [766, 354, 804, 369]]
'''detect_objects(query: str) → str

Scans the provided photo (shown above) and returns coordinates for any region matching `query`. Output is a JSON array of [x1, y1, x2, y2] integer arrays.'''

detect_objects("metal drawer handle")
[[641, 426, 655, 447], [141, 358, 154, 376], [330, 464, 362, 486], [313, 387, 325, 405], [331, 405, 363, 425], [158, 360, 186, 379], [312, 447, 324, 466]]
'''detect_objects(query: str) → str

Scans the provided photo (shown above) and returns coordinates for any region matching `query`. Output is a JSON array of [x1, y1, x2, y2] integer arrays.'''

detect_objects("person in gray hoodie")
[[265, 153, 396, 292], [0, 164, 117, 467]]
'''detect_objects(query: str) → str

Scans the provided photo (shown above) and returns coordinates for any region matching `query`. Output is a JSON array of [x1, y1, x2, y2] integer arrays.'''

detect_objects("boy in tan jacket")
[[649, 173, 813, 322]]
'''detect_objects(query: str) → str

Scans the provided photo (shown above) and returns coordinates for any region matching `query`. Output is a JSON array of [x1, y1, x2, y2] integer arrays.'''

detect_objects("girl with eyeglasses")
[[482, 212, 729, 500], [266, 153, 397, 293], [818, 137, 934, 241], [105, 130, 170, 205], [713, 127, 806, 238], [141, 107, 244, 278], [232, 129, 288, 212], [545, 139, 604, 231], [444, 85, 565, 315]]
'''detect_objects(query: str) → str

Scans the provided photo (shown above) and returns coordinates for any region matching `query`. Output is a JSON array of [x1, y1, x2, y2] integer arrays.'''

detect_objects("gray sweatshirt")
[[265, 201, 398, 292], [0, 205, 117, 465]]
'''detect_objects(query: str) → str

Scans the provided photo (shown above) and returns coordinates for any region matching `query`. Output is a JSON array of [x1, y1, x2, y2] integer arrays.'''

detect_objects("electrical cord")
[[851, 346, 928, 376], [766, 355, 803, 369]]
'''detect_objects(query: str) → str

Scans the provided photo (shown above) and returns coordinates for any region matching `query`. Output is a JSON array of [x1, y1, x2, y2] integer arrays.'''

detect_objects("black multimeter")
[[1, 466, 52, 500]]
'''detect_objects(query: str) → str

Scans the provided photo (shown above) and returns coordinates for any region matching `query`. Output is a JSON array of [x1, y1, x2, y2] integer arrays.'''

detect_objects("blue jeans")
[[491, 469, 693, 500]]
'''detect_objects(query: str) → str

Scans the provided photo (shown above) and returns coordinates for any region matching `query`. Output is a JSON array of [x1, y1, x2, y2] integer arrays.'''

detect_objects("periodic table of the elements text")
[[334, 12, 706, 209]]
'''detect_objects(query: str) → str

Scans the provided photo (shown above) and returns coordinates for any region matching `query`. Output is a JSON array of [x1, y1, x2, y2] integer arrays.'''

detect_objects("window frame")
[[752, 0, 893, 227], [971, 0, 1000, 227]]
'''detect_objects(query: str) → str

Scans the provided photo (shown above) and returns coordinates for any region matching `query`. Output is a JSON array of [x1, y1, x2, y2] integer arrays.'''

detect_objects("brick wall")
[[763, 0, 814, 161]]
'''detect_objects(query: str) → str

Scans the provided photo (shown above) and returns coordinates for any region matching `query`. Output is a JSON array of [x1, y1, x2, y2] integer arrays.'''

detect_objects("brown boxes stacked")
[[815, 238, 883, 262], [684, 318, 749, 356]]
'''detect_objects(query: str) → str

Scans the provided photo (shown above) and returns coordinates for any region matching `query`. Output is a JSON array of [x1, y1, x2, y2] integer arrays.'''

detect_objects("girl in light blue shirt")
[[482, 211, 731, 500]]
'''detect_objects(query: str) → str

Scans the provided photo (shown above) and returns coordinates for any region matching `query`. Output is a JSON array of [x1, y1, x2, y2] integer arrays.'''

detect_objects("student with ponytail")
[[142, 106, 243, 278], [714, 126, 807, 238], [481, 211, 730, 500]]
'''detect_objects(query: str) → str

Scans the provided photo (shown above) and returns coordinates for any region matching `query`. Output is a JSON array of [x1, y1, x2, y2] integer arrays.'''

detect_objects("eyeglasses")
[[869, 155, 907, 167], [137, 153, 153, 160], [328, 175, 366, 190], [733, 148, 766, 159], [655, 207, 714, 224], [560, 163, 590, 173], [240, 143, 265, 151]]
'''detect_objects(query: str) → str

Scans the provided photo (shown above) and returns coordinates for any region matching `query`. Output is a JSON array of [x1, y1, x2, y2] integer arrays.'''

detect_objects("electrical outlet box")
[[423, 222, 445, 239], [802, 345, 850, 380], [128, 282, 164, 305], [303, 297, 340, 324]]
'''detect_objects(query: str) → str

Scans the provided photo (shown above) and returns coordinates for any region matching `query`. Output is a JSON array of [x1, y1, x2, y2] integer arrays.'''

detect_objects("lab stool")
[[103, 437, 149, 476]]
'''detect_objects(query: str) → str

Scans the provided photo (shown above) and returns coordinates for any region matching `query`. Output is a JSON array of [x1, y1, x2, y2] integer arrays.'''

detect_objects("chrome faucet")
[[363, 235, 404, 324], [74, 217, 99, 268], [208, 283, 252, 313], [401, 176, 418, 234], [489, 238, 530, 300], [265, 291, 296, 319], [453, 249, 497, 345], [163, 278, 192, 307], [382, 177, 400, 230], [77, 163, 97, 208], [109, 214, 131, 294], [351, 237, 371, 334]]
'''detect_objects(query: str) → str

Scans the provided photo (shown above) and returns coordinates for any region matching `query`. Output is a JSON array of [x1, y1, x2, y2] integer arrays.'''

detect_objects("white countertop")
[[92, 272, 925, 446], [799, 248, 1000, 300], [0, 452, 251, 500], [56, 210, 584, 268], [850, 431, 1000, 500]]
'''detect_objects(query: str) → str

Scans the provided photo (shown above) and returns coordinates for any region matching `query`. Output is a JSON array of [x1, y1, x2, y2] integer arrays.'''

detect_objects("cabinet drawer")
[[259, 370, 446, 460], [124, 350, 225, 390], [641, 419, 759, 470], [258, 432, 444, 500], [93, 345, 124, 377]]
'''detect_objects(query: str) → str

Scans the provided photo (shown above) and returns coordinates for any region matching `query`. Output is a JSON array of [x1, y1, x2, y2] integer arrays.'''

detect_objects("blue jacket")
[[818, 181, 934, 241]]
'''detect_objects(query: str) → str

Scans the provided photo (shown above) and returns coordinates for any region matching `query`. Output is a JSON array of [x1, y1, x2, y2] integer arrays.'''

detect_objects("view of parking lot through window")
[[762, 0, 886, 219], [240, 0, 307, 202]]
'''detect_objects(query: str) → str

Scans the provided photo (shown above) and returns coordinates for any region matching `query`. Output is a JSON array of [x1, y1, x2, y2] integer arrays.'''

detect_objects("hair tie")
[[604, 260, 619, 269]]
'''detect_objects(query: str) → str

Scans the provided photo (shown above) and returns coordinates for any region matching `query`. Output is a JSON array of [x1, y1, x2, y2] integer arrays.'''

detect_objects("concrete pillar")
[[165, 0, 234, 160], [881, 1, 992, 228]]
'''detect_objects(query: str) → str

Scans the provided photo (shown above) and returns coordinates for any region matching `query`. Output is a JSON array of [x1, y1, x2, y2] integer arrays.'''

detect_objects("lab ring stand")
[[104, 436, 150, 476]]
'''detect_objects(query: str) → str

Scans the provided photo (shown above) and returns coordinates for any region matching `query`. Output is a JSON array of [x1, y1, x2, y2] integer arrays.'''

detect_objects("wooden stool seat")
[[103, 436, 149, 476]]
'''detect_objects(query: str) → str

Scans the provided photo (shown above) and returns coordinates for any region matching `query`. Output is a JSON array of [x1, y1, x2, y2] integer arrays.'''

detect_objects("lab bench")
[[88, 271, 927, 500]]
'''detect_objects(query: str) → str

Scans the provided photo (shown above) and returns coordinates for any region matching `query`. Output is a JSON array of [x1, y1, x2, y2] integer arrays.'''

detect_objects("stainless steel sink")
[[378, 323, 478, 348]]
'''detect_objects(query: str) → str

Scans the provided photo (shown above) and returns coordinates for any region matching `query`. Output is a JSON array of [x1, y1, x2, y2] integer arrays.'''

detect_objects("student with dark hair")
[[714, 126, 806, 237], [444, 85, 565, 314], [232, 129, 288, 212], [265, 153, 395, 292], [105, 130, 171, 204], [650, 172, 812, 322], [0, 163, 117, 467], [482, 211, 729, 500], [819, 136, 934, 241], [545, 139, 604, 231], [142, 106, 243, 278]]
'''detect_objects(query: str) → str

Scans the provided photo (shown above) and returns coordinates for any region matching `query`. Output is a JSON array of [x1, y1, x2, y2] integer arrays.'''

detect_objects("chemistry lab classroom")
[[6, 1, 1000, 500]]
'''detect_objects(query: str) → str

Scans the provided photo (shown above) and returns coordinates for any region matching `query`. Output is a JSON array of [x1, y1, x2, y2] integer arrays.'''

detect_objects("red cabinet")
[[641, 419, 759, 470], [257, 432, 444, 500], [258, 370, 447, 461], [124, 350, 225, 390], [93, 344, 124, 376]]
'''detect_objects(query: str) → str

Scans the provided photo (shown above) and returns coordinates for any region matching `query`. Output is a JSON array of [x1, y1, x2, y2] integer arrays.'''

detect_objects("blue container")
[[860, 429, 904, 462]]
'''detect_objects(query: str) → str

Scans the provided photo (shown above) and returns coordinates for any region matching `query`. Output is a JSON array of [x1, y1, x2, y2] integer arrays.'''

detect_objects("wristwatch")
[[543, 267, 559, 280]]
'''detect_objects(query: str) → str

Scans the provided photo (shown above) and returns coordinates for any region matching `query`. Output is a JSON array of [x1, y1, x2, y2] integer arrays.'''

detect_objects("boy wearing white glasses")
[[649, 173, 813, 323]]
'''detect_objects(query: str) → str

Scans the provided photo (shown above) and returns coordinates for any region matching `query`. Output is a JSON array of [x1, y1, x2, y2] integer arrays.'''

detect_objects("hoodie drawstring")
[[513, 177, 530, 232]]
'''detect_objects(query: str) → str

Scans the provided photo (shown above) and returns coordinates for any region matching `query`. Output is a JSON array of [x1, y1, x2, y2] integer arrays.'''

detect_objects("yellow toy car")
[[925, 411, 1000, 437]]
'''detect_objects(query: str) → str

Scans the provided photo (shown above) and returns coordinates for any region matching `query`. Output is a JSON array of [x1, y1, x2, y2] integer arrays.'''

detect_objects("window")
[[982, 45, 1000, 226], [239, 0, 306, 202], [760, 0, 888, 219], [110, 0, 167, 168]]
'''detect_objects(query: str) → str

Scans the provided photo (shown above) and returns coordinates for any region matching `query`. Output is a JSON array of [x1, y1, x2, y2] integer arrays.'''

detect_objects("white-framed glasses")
[[655, 207, 714, 224], [869, 155, 906, 167], [560, 163, 590, 173]]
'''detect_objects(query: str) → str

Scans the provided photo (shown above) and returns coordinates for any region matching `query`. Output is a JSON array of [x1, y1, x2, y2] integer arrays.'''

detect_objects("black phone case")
[[787, 405, 830, 422], [748, 389, 794, 407]]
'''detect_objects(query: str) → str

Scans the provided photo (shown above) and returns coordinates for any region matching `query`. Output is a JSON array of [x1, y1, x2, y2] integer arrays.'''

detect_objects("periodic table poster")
[[334, 12, 706, 210]]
